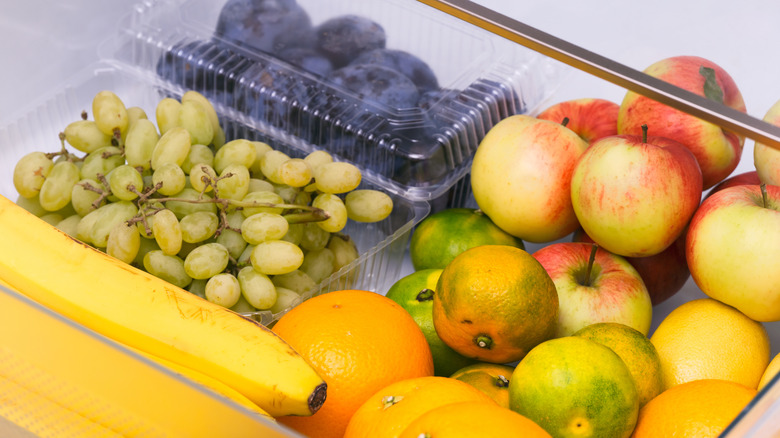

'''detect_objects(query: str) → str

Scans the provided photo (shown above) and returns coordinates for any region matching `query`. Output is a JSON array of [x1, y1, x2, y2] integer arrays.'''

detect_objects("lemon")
[[650, 298, 770, 390]]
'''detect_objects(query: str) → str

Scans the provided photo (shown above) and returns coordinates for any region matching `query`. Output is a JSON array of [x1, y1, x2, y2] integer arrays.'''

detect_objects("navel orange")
[[450, 362, 515, 409], [271, 289, 434, 438], [433, 244, 558, 363], [631, 379, 757, 438]]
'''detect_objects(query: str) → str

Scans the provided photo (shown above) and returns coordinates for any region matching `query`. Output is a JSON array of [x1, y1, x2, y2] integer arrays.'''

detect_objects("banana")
[[0, 194, 326, 418]]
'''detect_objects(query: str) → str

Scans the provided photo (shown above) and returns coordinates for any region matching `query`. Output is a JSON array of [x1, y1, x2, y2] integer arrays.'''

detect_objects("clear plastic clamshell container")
[[102, 0, 563, 209]]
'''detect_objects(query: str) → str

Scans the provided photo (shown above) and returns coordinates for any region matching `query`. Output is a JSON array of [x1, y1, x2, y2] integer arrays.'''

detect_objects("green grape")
[[180, 211, 219, 243], [54, 200, 77, 219], [39, 213, 64, 226], [124, 119, 160, 170], [249, 141, 273, 176], [156, 97, 182, 135], [55, 214, 81, 238], [241, 190, 284, 217], [277, 158, 312, 188], [182, 91, 220, 138], [312, 193, 348, 233], [237, 266, 277, 310], [314, 162, 362, 194], [13, 151, 54, 198], [300, 247, 336, 284], [71, 179, 105, 217], [188, 279, 208, 299], [179, 99, 214, 146], [39, 160, 80, 212], [204, 273, 241, 308], [303, 150, 333, 174], [216, 210, 247, 260], [152, 162, 186, 196], [268, 287, 302, 314], [107, 164, 143, 201], [237, 244, 255, 266], [77, 200, 138, 248], [151, 126, 191, 170], [177, 240, 200, 260], [181, 143, 214, 174], [212, 126, 226, 150], [183, 242, 230, 280], [106, 220, 141, 264], [259, 150, 290, 184], [272, 270, 317, 295], [216, 164, 250, 200], [15, 194, 47, 217], [214, 139, 257, 174], [152, 208, 183, 255], [189, 163, 217, 193], [248, 178, 274, 193], [229, 295, 257, 313], [344, 189, 394, 223], [80, 146, 124, 181], [272, 181, 298, 204], [143, 250, 192, 289], [241, 212, 289, 245], [300, 222, 331, 251], [165, 188, 217, 219], [92, 90, 129, 137], [126, 106, 148, 128], [250, 240, 304, 276], [281, 223, 304, 245], [328, 234, 360, 271], [294, 190, 312, 207], [133, 234, 161, 267], [63, 120, 112, 153]]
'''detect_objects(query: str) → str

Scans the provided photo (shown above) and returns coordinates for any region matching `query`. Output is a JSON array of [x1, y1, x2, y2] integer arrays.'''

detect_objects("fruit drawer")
[[99, 0, 563, 209]]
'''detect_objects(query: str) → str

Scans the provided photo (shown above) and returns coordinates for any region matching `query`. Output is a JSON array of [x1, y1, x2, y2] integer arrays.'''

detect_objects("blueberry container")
[[101, 0, 563, 209]]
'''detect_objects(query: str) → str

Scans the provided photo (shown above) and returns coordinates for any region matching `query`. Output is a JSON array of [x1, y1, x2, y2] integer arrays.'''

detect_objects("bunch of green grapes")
[[11, 89, 395, 316]]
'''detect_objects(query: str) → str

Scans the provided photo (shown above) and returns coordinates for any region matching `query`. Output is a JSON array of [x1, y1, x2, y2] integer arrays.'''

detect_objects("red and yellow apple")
[[533, 242, 653, 336], [705, 170, 761, 200], [754, 99, 780, 185], [536, 98, 619, 144], [570, 126, 702, 258], [470, 114, 589, 243], [617, 55, 747, 190], [686, 184, 780, 322]]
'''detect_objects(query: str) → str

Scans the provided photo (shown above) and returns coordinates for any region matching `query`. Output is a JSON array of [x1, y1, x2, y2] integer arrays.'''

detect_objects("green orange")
[[432, 244, 558, 364], [409, 208, 523, 271], [450, 362, 515, 409], [386, 269, 478, 377]]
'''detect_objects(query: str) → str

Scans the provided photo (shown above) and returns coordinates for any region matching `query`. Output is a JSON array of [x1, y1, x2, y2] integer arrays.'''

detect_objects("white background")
[[2, 0, 780, 347]]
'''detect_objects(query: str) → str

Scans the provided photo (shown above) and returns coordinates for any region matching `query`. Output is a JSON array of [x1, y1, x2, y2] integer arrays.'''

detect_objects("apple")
[[617, 55, 747, 190], [532, 242, 653, 337], [754, 99, 780, 185], [570, 125, 703, 257], [536, 97, 619, 144], [705, 170, 761, 200], [573, 228, 689, 306], [470, 114, 589, 243], [686, 184, 780, 322]]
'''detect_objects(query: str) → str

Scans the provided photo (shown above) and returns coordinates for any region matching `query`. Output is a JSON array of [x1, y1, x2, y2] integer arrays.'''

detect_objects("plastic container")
[[101, 0, 563, 210]]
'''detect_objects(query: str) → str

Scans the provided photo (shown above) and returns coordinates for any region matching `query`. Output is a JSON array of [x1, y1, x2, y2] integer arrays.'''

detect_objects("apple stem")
[[641, 124, 648, 143], [561, 117, 570, 127], [761, 183, 768, 208], [582, 243, 598, 287]]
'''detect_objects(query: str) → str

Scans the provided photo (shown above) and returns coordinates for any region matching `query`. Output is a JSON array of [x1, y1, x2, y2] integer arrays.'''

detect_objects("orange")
[[271, 289, 434, 438], [385, 269, 478, 377], [409, 208, 524, 270], [758, 352, 780, 391], [450, 362, 515, 409], [343, 376, 496, 438], [432, 244, 558, 363], [398, 401, 552, 438], [573, 322, 663, 407], [509, 336, 639, 438], [650, 298, 770, 390], [631, 379, 757, 438]]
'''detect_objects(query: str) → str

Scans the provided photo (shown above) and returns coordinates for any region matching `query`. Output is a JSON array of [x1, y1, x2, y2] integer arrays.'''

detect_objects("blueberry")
[[276, 47, 334, 77], [215, 0, 315, 56], [349, 48, 439, 93], [327, 64, 419, 110], [314, 15, 386, 68]]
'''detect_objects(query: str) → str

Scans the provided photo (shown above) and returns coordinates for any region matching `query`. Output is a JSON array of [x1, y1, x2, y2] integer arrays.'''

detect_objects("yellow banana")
[[0, 194, 326, 418]]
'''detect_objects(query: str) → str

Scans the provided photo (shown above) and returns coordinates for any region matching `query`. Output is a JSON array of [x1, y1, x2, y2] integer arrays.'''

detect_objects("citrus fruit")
[[573, 322, 663, 407], [271, 289, 434, 438], [433, 244, 558, 363], [450, 362, 515, 409], [385, 268, 478, 377], [398, 400, 552, 438], [409, 207, 524, 271], [509, 336, 639, 438], [650, 298, 770, 390], [758, 352, 780, 391], [343, 376, 496, 438], [631, 379, 757, 438]]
